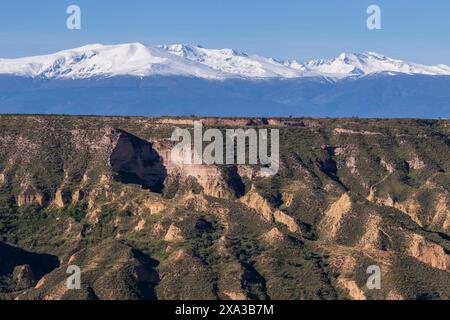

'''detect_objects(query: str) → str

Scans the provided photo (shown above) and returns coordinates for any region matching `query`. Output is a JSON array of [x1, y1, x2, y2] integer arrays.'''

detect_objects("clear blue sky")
[[1, 0, 449, 64]]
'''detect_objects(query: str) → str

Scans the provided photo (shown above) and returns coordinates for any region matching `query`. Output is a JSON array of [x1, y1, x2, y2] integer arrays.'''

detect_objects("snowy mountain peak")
[[299, 51, 450, 77], [0, 43, 449, 80], [158, 44, 303, 78], [337, 51, 386, 61], [160, 44, 247, 58]]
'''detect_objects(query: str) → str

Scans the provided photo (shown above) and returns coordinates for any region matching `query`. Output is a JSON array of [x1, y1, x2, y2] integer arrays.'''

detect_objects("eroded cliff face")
[[110, 130, 167, 193], [0, 115, 449, 300], [153, 140, 244, 199]]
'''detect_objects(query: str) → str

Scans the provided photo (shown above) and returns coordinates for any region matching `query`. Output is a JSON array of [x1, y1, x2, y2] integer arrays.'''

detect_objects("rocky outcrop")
[[407, 234, 450, 271], [134, 219, 146, 232], [333, 128, 383, 136], [153, 140, 245, 199], [53, 190, 68, 208], [261, 227, 285, 245], [386, 291, 404, 300], [71, 189, 85, 204], [239, 187, 300, 233], [407, 156, 425, 170], [224, 291, 248, 300], [177, 165, 242, 199], [164, 224, 184, 242], [182, 192, 211, 212], [273, 211, 300, 233], [17, 191, 48, 207], [367, 189, 423, 227], [394, 199, 422, 226], [218, 261, 248, 300], [320, 193, 352, 240], [431, 195, 450, 232], [199, 175, 235, 198], [380, 159, 395, 173], [240, 187, 274, 222], [337, 278, 366, 300], [358, 214, 383, 250], [143, 200, 167, 215], [282, 192, 294, 208], [13, 264, 36, 288], [237, 165, 271, 180]]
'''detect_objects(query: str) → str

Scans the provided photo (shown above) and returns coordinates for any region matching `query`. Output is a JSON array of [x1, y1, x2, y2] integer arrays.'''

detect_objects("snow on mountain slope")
[[159, 44, 306, 78], [285, 52, 450, 77], [0, 43, 225, 79], [1, 43, 449, 80], [0, 43, 305, 79]]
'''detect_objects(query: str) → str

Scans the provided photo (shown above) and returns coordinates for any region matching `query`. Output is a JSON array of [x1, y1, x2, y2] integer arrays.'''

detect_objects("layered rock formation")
[[0, 115, 448, 300]]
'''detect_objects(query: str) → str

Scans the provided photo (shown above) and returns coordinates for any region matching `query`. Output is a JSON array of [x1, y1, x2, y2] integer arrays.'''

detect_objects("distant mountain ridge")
[[1, 43, 450, 80], [0, 43, 449, 118]]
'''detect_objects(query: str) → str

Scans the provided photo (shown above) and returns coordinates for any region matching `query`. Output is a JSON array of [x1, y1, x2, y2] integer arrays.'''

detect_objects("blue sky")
[[1, 0, 449, 64]]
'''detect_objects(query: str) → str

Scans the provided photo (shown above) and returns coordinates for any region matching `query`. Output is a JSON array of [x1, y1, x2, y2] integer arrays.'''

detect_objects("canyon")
[[0, 115, 449, 300]]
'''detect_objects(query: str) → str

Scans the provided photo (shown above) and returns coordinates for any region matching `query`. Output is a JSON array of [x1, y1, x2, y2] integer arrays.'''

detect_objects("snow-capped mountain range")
[[1, 42, 449, 80], [1, 42, 450, 118]]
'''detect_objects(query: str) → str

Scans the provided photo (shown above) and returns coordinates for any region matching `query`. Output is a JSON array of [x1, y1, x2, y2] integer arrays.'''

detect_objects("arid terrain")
[[0, 115, 449, 300]]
